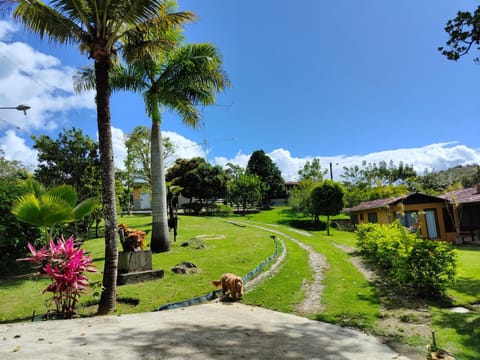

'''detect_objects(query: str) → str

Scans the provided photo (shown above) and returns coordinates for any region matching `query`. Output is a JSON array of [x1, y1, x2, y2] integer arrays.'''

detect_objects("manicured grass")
[[2, 207, 479, 359], [244, 238, 312, 313], [0, 214, 277, 322]]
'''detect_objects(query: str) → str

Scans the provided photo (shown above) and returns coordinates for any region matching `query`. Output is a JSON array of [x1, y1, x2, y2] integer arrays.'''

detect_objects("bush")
[[212, 204, 233, 217], [356, 221, 457, 298], [0, 179, 41, 274], [17, 235, 96, 318], [181, 202, 203, 215]]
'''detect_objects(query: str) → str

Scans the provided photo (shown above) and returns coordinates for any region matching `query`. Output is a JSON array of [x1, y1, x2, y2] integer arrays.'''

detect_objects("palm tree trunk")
[[150, 101, 170, 252], [94, 59, 118, 314]]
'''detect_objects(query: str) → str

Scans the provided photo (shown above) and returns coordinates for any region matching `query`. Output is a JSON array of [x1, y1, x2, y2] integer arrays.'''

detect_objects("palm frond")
[[73, 65, 96, 93], [11, 193, 43, 226], [48, 184, 78, 207], [73, 197, 99, 220], [12, 0, 86, 46]]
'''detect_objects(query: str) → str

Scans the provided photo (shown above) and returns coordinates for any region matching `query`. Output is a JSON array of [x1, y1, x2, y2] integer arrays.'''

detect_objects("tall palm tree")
[[76, 42, 229, 252], [0, 0, 194, 314], [12, 179, 98, 242]]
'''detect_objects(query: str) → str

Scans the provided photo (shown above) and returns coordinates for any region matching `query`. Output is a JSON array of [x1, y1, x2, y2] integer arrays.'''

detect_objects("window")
[[368, 212, 378, 223], [351, 214, 359, 225], [360, 214, 364, 221], [396, 211, 418, 228]]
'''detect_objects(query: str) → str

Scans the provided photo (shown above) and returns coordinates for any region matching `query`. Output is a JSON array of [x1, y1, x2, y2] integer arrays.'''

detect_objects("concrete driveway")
[[0, 302, 410, 360]]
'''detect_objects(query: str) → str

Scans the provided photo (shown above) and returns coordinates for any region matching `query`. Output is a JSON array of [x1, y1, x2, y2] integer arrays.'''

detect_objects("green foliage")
[[12, 180, 98, 242], [227, 173, 266, 215], [439, 7, 480, 62], [167, 157, 228, 206], [288, 182, 314, 215], [298, 158, 327, 183], [32, 128, 102, 236], [212, 204, 233, 217], [356, 222, 457, 298], [246, 150, 285, 200], [0, 158, 41, 273]]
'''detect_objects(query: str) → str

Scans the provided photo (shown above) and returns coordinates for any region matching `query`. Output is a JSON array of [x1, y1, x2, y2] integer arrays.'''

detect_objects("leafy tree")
[[227, 173, 266, 215], [288, 182, 313, 216], [124, 125, 176, 188], [32, 128, 101, 237], [310, 181, 344, 235], [0, 153, 40, 273], [166, 157, 228, 211], [298, 158, 327, 184], [76, 39, 229, 253], [2, 0, 194, 314], [247, 150, 285, 202], [439, 6, 480, 62], [12, 180, 98, 242], [166, 157, 208, 201]]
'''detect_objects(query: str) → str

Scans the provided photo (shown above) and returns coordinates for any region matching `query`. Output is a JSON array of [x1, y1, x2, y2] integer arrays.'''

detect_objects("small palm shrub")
[[18, 235, 96, 318]]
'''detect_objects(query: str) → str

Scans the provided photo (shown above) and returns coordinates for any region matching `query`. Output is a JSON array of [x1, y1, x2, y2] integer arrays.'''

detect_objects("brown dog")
[[212, 273, 244, 300]]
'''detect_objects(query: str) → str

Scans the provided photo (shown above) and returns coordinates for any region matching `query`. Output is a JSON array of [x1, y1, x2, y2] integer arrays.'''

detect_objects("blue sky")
[[1, 0, 480, 181]]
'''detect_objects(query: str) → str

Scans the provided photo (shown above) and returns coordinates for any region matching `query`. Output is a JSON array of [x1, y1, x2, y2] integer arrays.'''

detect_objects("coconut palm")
[[76, 41, 229, 252], [0, 0, 194, 314], [12, 180, 98, 242]]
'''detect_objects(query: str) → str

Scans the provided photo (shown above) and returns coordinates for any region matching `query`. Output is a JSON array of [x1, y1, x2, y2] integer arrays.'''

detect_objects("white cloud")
[[0, 129, 38, 170], [0, 22, 95, 134], [214, 142, 480, 182], [111, 129, 207, 170]]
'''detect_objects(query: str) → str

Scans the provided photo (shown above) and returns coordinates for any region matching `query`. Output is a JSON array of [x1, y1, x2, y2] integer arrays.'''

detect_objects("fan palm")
[[0, 0, 194, 314], [12, 180, 98, 242], [76, 42, 229, 252]]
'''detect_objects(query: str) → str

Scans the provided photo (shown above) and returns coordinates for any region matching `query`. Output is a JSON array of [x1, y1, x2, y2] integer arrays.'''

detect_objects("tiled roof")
[[344, 195, 406, 213], [438, 186, 480, 204]]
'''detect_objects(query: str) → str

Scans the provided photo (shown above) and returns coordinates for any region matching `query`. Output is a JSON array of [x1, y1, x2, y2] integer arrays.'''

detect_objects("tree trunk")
[[95, 59, 118, 315], [150, 104, 170, 253]]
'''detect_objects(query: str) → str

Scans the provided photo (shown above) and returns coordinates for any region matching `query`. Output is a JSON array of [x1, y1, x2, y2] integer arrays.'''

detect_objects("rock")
[[171, 261, 198, 275]]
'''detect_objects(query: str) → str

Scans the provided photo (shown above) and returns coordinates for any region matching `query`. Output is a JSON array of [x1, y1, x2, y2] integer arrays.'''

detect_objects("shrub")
[[213, 204, 233, 217], [355, 221, 457, 298], [17, 235, 96, 318], [181, 202, 203, 215]]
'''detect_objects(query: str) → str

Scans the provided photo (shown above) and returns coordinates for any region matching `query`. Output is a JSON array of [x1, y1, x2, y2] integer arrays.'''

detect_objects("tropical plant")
[[75, 40, 229, 252], [12, 180, 98, 243], [18, 235, 96, 319], [118, 223, 147, 252], [0, 0, 194, 314]]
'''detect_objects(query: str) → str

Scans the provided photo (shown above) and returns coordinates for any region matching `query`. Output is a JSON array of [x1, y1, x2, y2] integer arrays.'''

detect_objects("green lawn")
[[1, 207, 479, 359], [0, 214, 276, 322]]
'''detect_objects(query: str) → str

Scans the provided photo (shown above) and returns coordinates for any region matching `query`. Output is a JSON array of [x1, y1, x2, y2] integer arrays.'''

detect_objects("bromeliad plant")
[[118, 224, 147, 251], [18, 235, 96, 319]]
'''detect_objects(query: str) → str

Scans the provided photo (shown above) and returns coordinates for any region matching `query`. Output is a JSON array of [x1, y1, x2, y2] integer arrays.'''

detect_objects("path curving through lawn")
[[231, 221, 328, 315]]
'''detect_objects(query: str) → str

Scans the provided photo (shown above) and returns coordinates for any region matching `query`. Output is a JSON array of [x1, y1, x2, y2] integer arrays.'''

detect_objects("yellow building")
[[344, 192, 451, 241]]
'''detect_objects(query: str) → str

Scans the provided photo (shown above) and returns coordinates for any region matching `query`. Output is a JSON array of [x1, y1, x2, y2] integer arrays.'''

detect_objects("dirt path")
[[231, 221, 328, 315]]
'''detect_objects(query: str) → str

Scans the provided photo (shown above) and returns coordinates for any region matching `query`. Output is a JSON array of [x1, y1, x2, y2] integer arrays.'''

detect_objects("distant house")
[[344, 192, 449, 241], [344, 187, 480, 243]]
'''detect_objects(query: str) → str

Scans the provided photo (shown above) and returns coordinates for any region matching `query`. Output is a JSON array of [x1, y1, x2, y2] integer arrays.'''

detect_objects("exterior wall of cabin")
[[350, 201, 449, 241]]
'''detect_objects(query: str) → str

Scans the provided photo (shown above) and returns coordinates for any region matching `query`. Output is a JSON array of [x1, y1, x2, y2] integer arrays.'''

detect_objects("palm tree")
[[76, 42, 229, 252], [0, 0, 194, 314], [12, 180, 98, 242]]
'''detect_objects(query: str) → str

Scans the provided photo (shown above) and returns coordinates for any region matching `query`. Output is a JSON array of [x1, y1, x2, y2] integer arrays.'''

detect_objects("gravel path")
[[231, 221, 328, 314]]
